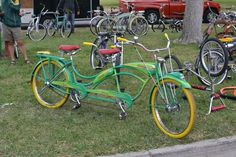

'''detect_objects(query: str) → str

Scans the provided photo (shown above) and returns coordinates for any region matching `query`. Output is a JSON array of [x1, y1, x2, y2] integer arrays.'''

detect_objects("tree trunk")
[[177, 0, 204, 44]]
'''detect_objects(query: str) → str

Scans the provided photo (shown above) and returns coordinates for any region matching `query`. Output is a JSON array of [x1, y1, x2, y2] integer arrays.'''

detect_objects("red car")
[[119, 0, 221, 24]]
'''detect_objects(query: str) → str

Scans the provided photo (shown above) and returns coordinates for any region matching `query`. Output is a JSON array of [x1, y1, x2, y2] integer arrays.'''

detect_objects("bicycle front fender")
[[147, 72, 191, 113], [159, 72, 191, 89]]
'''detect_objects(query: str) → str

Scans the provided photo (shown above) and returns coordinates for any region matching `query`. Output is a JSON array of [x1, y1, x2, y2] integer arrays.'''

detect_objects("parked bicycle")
[[95, 2, 149, 36], [199, 37, 236, 79], [47, 9, 72, 38], [26, 3, 48, 41], [31, 34, 196, 139], [151, 5, 183, 33]]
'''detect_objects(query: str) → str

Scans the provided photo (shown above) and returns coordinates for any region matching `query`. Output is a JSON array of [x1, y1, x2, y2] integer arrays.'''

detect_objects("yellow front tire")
[[151, 79, 196, 139]]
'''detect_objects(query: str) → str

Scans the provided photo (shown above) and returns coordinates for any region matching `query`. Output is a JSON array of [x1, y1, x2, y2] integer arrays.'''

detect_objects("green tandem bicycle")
[[31, 34, 196, 139]]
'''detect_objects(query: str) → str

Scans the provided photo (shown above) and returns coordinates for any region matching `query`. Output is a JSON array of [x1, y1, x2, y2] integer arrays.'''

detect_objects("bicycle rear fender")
[[147, 72, 191, 113], [31, 57, 74, 83]]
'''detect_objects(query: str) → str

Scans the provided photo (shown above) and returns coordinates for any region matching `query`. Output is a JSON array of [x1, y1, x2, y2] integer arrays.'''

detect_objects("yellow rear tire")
[[31, 60, 69, 109]]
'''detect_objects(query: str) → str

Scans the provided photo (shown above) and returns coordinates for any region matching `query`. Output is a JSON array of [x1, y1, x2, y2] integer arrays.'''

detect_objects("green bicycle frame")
[[32, 52, 191, 109]]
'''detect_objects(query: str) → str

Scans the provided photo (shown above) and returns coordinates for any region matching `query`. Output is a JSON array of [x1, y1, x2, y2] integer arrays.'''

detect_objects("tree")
[[177, 0, 204, 44]]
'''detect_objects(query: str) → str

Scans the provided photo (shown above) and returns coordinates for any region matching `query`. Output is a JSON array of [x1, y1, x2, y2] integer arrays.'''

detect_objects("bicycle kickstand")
[[207, 93, 226, 115]]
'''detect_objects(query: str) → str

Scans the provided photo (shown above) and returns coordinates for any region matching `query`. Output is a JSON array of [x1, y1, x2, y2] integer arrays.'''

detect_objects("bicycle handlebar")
[[117, 33, 170, 52], [83, 42, 97, 47]]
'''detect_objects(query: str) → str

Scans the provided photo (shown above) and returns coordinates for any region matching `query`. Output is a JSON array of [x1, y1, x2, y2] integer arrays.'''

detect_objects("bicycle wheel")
[[90, 37, 105, 69], [31, 60, 70, 108], [175, 20, 183, 32], [115, 16, 129, 35], [90, 35, 120, 69], [128, 16, 149, 36], [195, 55, 227, 86], [28, 24, 47, 41], [47, 19, 57, 36], [150, 79, 196, 139], [90, 16, 104, 35], [60, 21, 72, 38], [152, 22, 165, 32], [97, 18, 115, 34], [163, 55, 183, 73], [200, 38, 228, 77]]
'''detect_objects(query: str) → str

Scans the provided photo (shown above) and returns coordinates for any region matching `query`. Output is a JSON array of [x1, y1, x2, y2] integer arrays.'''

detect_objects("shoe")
[[25, 59, 31, 64], [11, 60, 16, 65]]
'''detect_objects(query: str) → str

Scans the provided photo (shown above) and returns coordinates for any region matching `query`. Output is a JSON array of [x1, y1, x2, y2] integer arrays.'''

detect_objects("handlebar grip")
[[110, 45, 117, 49], [164, 33, 170, 40], [83, 42, 94, 46], [117, 37, 129, 42], [219, 37, 234, 43]]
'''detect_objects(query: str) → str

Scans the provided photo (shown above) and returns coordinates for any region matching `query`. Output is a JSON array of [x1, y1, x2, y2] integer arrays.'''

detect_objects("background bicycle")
[[31, 34, 196, 139], [47, 9, 72, 38], [26, 3, 48, 41], [94, 2, 149, 36]]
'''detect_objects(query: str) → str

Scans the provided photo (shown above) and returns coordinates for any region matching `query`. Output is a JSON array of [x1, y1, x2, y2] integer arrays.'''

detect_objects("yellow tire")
[[31, 60, 69, 108], [151, 79, 196, 139]]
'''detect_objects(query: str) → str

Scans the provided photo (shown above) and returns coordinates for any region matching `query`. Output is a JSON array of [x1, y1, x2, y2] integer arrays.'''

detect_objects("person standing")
[[57, 0, 79, 33], [1, 0, 30, 65]]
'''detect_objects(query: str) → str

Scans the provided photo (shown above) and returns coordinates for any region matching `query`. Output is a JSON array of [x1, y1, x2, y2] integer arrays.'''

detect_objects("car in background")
[[119, 0, 221, 24]]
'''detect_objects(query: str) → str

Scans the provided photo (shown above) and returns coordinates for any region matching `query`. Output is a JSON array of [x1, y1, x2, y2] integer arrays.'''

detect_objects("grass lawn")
[[0, 0, 235, 157]]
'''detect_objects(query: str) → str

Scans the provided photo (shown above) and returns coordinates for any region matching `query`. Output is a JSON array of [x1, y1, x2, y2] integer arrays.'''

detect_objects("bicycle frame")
[[31, 34, 197, 139], [28, 4, 48, 32], [32, 35, 190, 109]]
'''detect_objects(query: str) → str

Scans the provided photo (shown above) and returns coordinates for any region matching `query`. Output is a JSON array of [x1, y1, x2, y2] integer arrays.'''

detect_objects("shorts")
[[2, 24, 23, 43]]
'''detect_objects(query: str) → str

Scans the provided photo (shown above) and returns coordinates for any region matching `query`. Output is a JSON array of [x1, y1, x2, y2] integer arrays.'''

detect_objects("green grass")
[[0, 28, 235, 157], [0, 0, 235, 156]]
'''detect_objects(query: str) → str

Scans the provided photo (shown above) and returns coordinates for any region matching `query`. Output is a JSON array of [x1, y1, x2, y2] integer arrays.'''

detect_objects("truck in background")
[[119, 0, 221, 24]]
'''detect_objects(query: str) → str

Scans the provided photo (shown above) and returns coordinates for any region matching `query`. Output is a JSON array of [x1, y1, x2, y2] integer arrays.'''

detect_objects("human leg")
[[4, 41, 10, 58], [16, 40, 29, 63], [67, 13, 75, 33], [2, 24, 16, 63], [8, 42, 16, 64]]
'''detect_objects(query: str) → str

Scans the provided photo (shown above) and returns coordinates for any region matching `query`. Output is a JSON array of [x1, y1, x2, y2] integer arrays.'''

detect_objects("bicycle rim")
[[163, 55, 183, 73], [97, 18, 115, 34], [31, 60, 69, 108], [61, 21, 72, 38], [115, 17, 129, 34], [151, 79, 196, 139], [195, 56, 227, 86], [129, 16, 149, 36], [29, 24, 47, 41], [155, 23, 165, 32], [90, 16, 104, 35], [47, 20, 57, 36], [200, 38, 228, 77]]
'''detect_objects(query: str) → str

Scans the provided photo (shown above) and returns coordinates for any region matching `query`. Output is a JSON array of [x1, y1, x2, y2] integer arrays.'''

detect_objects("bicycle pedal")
[[72, 103, 81, 110], [227, 75, 232, 80], [119, 112, 127, 120], [95, 67, 103, 70], [77, 80, 82, 83], [120, 88, 125, 92], [211, 104, 225, 112]]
